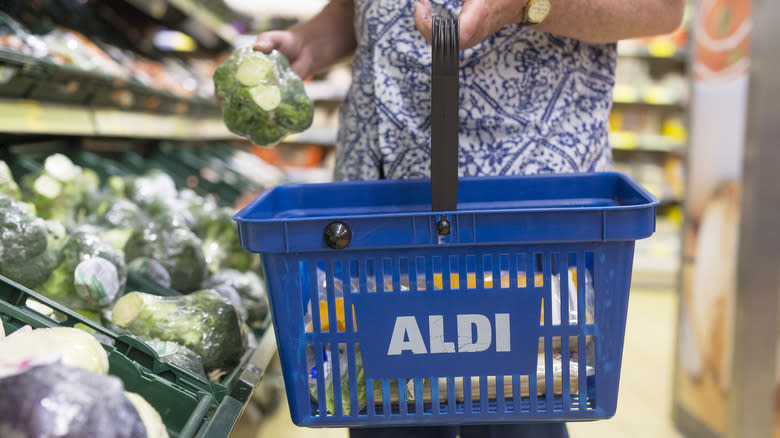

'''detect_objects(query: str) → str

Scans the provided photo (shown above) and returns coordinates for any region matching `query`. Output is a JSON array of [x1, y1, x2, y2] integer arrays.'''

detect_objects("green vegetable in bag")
[[214, 47, 314, 146], [111, 290, 247, 376]]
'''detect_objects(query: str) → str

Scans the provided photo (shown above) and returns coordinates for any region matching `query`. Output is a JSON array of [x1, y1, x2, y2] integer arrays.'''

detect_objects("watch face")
[[527, 0, 551, 23]]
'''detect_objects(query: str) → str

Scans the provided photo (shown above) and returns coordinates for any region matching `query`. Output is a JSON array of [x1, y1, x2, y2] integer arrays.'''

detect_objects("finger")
[[413, 0, 433, 44], [253, 33, 277, 53], [254, 30, 298, 54]]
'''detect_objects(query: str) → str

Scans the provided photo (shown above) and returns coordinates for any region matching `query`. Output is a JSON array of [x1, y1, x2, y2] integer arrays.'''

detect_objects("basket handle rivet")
[[324, 221, 352, 249], [437, 218, 451, 236]]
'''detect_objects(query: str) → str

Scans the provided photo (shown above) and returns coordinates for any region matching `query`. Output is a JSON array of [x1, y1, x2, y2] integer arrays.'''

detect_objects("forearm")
[[291, 0, 356, 73], [535, 0, 685, 43]]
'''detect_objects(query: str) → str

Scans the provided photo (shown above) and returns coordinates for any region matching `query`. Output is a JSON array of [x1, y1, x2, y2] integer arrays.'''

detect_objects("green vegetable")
[[214, 47, 314, 146], [128, 257, 172, 289], [0, 195, 48, 267], [235, 54, 274, 86], [21, 154, 99, 224], [204, 269, 269, 327], [126, 170, 178, 207], [190, 201, 260, 274], [0, 160, 21, 200], [111, 290, 247, 375], [39, 230, 127, 310], [124, 221, 206, 292], [0, 220, 66, 288]]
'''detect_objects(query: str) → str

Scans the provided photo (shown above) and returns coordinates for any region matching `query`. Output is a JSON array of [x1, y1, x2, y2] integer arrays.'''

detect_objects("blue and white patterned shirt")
[[335, 0, 616, 181]]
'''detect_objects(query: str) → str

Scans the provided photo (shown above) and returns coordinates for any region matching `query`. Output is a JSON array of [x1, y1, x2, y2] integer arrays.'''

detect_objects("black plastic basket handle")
[[430, 17, 459, 216]]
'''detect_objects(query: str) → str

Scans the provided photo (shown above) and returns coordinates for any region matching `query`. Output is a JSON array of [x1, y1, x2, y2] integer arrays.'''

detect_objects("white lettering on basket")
[[386, 313, 511, 355], [387, 316, 428, 355]]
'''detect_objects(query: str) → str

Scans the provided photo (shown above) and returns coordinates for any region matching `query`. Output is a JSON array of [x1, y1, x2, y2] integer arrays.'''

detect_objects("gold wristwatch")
[[522, 0, 552, 25]]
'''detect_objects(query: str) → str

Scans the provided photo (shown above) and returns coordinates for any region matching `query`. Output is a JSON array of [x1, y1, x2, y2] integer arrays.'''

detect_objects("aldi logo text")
[[387, 314, 511, 355]]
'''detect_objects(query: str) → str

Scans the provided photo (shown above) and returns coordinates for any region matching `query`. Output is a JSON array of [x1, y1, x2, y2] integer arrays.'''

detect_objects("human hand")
[[254, 30, 313, 78], [413, 0, 528, 50]]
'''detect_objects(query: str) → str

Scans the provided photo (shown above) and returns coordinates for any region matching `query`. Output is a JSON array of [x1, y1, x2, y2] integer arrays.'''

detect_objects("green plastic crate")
[[0, 289, 214, 438]]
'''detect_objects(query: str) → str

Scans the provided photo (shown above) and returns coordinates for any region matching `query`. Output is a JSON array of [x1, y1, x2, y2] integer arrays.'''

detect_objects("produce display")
[[0, 152, 269, 383], [214, 47, 314, 146], [0, 12, 216, 100], [0, 325, 168, 438]]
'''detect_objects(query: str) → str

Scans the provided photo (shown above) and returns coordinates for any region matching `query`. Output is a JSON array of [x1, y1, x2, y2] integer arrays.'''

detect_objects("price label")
[[19, 100, 45, 132]]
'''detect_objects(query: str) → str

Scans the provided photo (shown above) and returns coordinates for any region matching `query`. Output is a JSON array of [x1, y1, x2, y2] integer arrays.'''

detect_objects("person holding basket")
[[252, 0, 683, 436]]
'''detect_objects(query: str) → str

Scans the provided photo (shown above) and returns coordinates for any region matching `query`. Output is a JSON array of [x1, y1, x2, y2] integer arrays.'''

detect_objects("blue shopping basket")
[[235, 18, 658, 428]]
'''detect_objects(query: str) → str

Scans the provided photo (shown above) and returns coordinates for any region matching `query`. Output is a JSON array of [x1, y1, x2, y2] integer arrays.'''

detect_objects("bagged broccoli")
[[128, 257, 172, 289], [111, 290, 247, 377], [190, 199, 260, 273], [0, 364, 146, 438], [214, 47, 314, 146], [1, 220, 66, 289], [124, 220, 206, 292], [0, 195, 48, 267], [126, 169, 178, 208], [204, 269, 269, 328], [21, 154, 99, 225], [39, 230, 127, 310]]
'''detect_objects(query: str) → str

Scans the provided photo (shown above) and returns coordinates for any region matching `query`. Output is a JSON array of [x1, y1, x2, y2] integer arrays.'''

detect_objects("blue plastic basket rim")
[[234, 172, 660, 224]]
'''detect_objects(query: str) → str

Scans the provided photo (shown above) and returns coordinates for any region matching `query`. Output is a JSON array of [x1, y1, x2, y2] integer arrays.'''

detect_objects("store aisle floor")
[[237, 288, 682, 438]]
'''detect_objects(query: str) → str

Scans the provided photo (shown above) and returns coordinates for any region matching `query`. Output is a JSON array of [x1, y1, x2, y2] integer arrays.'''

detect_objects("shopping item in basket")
[[235, 17, 658, 427]]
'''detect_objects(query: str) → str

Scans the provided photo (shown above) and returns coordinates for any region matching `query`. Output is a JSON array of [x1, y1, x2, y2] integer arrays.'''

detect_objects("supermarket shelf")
[[123, 0, 239, 47], [610, 132, 686, 153], [168, 0, 239, 44], [0, 99, 237, 140], [0, 99, 95, 136], [612, 84, 687, 108]]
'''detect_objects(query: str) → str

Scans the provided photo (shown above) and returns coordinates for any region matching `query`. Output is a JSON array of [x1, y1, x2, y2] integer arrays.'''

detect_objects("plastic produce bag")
[[145, 340, 207, 378], [214, 47, 314, 146], [128, 257, 172, 289], [111, 290, 248, 378], [124, 220, 206, 293], [39, 230, 127, 311], [204, 269, 269, 327], [0, 364, 146, 438]]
